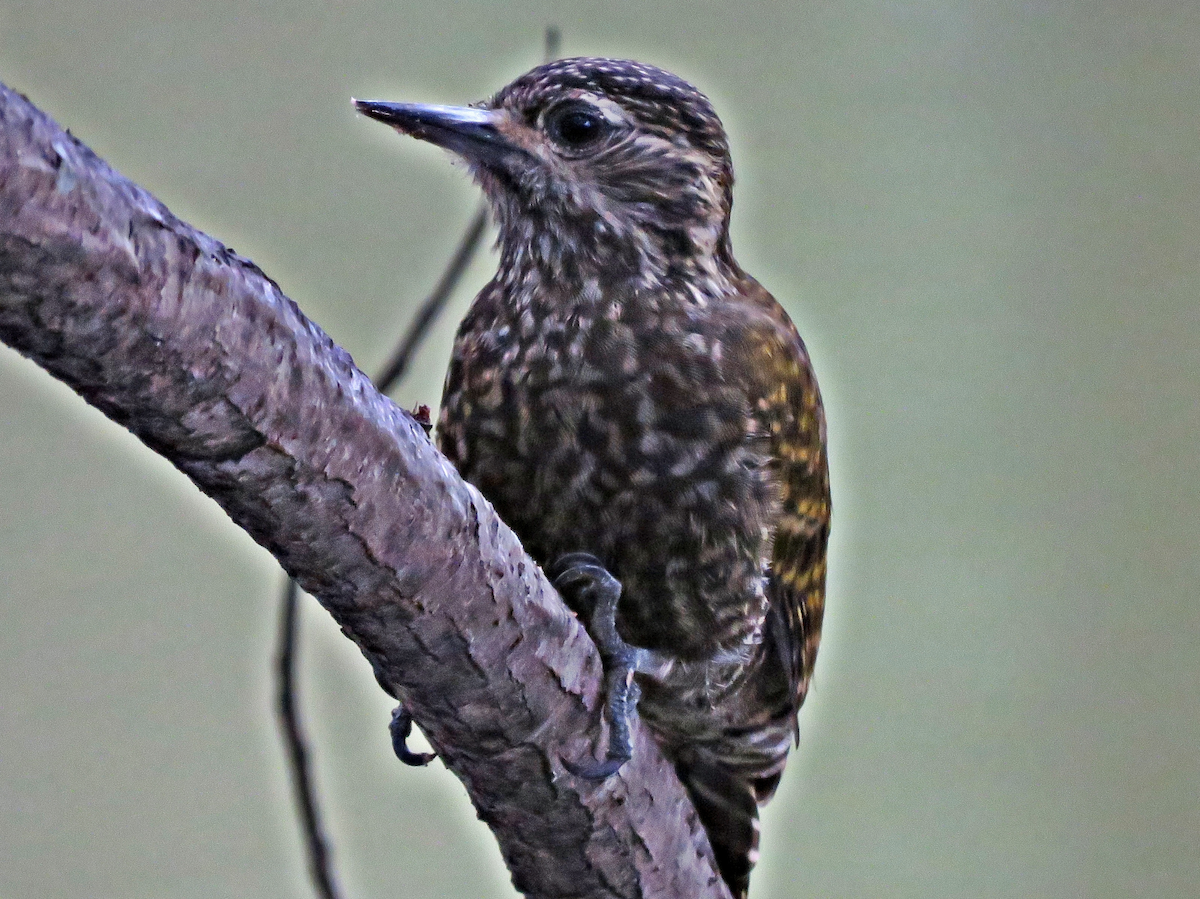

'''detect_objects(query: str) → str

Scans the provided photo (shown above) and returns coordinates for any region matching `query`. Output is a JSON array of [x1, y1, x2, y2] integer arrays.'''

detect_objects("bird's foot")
[[551, 552, 654, 779], [389, 705, 435, 767]]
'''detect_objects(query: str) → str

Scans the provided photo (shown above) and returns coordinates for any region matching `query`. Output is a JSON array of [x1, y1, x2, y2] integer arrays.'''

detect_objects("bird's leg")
[[551, 552, 668, 779], [389, 705, 435, 767]]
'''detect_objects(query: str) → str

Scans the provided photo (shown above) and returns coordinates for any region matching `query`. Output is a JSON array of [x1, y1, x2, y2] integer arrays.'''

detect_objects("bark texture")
[[0, 81, 728, 899]]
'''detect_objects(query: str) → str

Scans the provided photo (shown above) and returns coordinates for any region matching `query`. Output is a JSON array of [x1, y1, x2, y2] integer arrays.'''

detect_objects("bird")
[[355, 57, 831, 899]]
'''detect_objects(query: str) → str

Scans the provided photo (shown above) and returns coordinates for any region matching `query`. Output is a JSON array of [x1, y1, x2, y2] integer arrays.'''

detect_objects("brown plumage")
[[357, 57, 830, 898]]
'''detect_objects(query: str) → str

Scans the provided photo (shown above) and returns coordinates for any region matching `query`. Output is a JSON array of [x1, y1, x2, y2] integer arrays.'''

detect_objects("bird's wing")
[[738, 282, 831, 724]]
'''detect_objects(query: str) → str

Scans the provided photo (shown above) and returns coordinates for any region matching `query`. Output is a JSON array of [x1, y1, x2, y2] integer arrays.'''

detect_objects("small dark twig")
[[544, 26, 562, 63], [373, 208, 487, 393], [276, 578, 340, 899]]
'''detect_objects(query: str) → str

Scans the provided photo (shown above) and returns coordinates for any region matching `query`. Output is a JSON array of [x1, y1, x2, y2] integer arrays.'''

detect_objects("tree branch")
[[0, 82, 728, 899]]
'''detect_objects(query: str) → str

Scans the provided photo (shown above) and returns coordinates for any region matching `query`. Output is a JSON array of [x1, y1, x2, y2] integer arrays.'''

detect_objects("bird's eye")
[[544, 104, 609, 151]]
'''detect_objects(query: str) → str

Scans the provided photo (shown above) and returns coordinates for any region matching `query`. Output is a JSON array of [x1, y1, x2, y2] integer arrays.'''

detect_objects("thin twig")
[[275, 578, 340, 899], [544, 26, 562, 63], [373, 207, 487, 393]]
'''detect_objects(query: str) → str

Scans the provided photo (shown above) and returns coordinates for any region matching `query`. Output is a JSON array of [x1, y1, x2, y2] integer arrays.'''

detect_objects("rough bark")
[[0, 81, 728, 899]]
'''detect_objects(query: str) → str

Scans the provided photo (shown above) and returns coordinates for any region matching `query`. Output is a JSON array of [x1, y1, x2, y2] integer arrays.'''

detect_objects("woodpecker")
[[356, 57, 830, 898]]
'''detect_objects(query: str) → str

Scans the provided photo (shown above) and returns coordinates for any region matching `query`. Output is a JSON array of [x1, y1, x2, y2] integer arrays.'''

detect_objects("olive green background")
[[1, 2, 1196, 897]]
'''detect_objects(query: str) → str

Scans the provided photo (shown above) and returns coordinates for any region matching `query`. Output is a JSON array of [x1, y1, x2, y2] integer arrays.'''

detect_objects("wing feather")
[[738, 282, 831, 721]]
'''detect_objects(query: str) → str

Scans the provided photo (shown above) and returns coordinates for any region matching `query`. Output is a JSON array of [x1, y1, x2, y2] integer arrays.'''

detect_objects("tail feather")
[[675, 747, 761, 899]]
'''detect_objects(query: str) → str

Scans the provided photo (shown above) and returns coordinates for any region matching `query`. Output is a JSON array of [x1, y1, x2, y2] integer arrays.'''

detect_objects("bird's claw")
[[389, 705, 435, 767], [562, 754, 629, 780], [552, 552, 644, 779]]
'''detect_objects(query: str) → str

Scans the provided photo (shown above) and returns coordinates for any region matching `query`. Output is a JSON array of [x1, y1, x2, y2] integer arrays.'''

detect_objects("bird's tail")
[[674, 746, 763, 899]]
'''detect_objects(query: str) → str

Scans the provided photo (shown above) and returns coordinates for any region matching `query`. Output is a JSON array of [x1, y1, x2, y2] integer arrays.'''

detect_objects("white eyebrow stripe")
[[552, 91, 629, 127]]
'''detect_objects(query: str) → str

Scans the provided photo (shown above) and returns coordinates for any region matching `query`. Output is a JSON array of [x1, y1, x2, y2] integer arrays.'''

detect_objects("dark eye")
[[545, 103, 609, 151]]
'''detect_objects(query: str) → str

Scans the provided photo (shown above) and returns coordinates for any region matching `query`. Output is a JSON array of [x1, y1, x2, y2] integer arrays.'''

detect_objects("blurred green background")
[[2, 2, 1197, 897]]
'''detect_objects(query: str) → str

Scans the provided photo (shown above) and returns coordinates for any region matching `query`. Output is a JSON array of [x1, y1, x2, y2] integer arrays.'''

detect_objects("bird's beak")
[[354, 99, 511, 166]]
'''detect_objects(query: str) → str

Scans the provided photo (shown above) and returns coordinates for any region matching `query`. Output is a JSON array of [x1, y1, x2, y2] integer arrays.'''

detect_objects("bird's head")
[[356, 57, 738, 288]]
